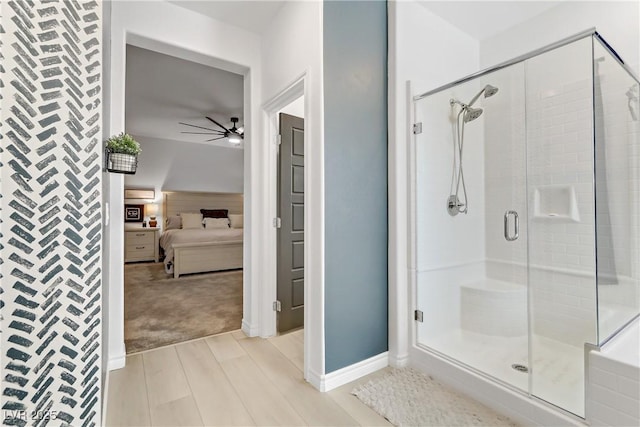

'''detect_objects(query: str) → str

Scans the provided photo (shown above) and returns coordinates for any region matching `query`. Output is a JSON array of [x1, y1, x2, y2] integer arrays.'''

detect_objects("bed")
[[161, 191, 244, 278]]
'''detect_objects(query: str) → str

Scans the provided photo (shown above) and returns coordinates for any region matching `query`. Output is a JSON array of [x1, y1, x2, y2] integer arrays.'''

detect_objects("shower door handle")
[[504, 210, 519, 241]]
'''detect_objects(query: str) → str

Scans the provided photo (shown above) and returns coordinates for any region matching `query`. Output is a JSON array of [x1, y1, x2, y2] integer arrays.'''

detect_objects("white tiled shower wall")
[[484, 39, 640, 346], [485, 39, 598, 346], [526, 74, 597, 346]]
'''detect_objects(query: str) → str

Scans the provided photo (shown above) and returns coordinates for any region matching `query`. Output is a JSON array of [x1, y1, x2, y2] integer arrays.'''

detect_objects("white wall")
[[107, 0, 262, 370], [124, 136, 243, 194], [389, 0, 480, 366], [480, 1, 640, 76], [260, 0, 325, 381], [280, 96, 305, 118], [261, 1, 322, 103]]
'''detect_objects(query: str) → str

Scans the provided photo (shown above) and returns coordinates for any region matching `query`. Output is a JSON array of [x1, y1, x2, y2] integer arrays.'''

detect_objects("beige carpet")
[[124, 262, 242, 354], [352, 368, 518, 427]]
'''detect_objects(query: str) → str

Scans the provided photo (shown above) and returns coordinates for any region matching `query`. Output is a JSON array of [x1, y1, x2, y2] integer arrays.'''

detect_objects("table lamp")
[[146, 203, 159, 227]]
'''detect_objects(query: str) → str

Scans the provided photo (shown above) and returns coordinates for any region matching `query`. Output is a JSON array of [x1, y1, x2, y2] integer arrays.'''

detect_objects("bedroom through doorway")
[[121, 44, 246, 354]]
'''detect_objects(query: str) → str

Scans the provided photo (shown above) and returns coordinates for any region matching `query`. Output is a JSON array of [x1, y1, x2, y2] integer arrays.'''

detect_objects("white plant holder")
[[106, 151, 138, 174]]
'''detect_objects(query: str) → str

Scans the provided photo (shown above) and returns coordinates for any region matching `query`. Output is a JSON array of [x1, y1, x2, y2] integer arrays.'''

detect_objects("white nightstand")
[[124, 227, 160, 263]]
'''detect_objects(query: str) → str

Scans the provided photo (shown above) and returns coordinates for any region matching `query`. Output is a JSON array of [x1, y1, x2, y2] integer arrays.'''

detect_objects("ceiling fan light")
[[228, 134, 242, 144], [181, 116, 244, 144]]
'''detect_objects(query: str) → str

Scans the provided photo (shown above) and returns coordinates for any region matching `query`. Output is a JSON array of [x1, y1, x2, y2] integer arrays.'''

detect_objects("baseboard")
[[107, 352, 126, 371], [319, 352, 389, 392], [242, 318, 259, 337], [389, 352, 410, 368], [307, 367, 324, 391]]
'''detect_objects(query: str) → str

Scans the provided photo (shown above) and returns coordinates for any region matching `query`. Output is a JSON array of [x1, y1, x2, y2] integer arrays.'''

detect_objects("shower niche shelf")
[[532, 185, 580, 222]]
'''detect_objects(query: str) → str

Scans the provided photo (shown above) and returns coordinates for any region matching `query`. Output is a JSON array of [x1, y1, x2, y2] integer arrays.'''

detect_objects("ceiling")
[[419, 1, 562, 41], [168, 1, 565, 43], [168, 0, 286, 34], [125, 45, 244, 147], [126, 1, 565, 146]]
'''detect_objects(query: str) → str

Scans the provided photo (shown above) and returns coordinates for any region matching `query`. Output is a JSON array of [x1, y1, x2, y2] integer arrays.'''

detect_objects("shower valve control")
[[447, 195, 466, 216]]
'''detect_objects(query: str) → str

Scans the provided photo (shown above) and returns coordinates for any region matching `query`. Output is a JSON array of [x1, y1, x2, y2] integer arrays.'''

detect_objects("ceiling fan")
[[179, 116, 244, 144]]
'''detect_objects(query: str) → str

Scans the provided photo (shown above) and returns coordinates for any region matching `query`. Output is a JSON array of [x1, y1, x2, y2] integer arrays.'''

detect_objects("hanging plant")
[[105, 133, 141, 174]]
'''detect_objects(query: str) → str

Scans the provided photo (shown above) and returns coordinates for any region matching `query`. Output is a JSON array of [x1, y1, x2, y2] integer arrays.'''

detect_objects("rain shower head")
[[464, 107, 483, 122], [468, 84, 499, 107]]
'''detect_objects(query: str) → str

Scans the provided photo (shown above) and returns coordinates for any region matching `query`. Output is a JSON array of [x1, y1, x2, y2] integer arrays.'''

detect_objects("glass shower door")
[[412, 32, 634, 418], [593, 37, 640, 344], [413, 61, 530, 392], [525, 36, 595, 418]]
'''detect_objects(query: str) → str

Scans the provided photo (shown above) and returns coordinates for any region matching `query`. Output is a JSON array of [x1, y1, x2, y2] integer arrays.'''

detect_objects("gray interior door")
[[277, 113, 304, 332]]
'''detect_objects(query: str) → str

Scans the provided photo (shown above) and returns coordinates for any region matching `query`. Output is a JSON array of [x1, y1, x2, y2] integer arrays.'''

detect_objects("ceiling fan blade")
[[205, 136, 227, 142], [180, 131, 226, 135], [206, 116, 231, 132], [179, 122, 225, 132]]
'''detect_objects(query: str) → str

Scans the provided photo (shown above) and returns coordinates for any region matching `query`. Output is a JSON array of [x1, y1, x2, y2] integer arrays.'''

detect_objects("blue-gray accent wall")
[[323, 0, 388, 373]]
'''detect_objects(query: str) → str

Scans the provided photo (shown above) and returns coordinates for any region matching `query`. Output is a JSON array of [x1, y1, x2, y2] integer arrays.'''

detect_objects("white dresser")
[[124, 227, 159, 263]]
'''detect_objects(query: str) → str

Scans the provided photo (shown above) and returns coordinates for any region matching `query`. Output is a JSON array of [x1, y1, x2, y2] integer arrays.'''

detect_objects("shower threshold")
[[421, 328, 584, 417]]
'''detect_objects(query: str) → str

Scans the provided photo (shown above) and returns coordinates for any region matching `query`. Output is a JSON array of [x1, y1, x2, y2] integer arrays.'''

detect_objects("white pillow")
[[165, 215, 181, 230], [204, 217, 229, 229], [181, 213, 203, 229], [229, 214, 243, 229]]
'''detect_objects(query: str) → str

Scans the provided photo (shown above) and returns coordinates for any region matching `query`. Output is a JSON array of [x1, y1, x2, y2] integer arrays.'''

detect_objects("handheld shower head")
[[463, 107, 483, 122], [467, 84, 499, 107]]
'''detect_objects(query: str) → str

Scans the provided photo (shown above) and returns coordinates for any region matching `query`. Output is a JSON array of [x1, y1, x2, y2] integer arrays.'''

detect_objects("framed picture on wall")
[[125, 204, 144, 222]]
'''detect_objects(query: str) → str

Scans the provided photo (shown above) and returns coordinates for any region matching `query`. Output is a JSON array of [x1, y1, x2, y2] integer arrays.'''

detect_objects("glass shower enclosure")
[[411, 30, 640, 417]]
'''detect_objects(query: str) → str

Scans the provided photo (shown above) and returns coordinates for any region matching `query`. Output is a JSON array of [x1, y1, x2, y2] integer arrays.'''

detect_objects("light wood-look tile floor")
[[105, 329, 392, 427]]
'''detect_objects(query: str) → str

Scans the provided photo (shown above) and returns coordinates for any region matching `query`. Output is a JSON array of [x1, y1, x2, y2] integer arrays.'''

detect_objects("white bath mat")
[[351, 368, 518, 427]]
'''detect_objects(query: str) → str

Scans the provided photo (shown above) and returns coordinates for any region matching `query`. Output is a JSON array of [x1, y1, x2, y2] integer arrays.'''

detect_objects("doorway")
[[121, 44, 246, 354], [262, 76, 317, 381], [105, 22, 257, 370], [277, 109, 305, 333]]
